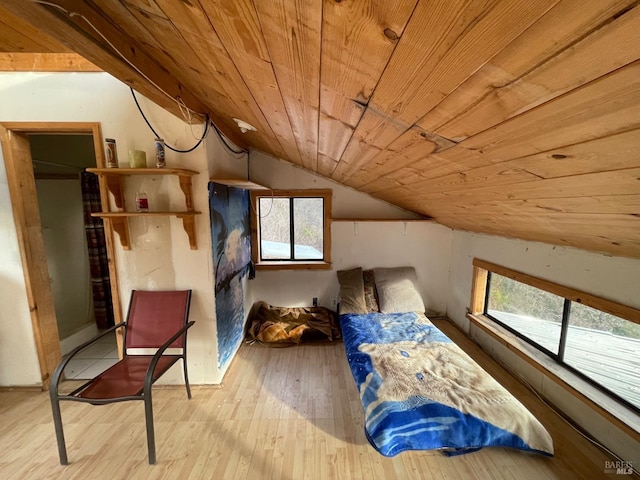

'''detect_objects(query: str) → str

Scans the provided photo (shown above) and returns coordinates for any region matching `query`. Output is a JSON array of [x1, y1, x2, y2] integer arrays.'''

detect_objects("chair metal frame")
[[50, 290, 194, 465]]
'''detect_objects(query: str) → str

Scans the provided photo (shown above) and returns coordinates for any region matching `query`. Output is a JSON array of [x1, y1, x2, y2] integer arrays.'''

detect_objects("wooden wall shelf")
[[88, 167, 198, 175], [87, 168, 198, 210], [331, 218, 433, 222], [210, 178, 269, 190], [93, 211, 201, 217], [86, 168, 200, 250]]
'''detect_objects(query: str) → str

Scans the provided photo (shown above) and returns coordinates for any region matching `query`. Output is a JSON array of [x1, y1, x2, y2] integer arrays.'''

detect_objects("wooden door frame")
[[0, 122, 123, 389]]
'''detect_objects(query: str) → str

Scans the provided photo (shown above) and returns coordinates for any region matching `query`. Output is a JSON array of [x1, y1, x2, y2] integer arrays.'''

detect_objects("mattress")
[[340, 311, 554, 457]]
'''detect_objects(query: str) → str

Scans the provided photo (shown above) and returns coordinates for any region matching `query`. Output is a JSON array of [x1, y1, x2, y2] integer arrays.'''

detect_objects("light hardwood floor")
[[0, 319, 632, 479]]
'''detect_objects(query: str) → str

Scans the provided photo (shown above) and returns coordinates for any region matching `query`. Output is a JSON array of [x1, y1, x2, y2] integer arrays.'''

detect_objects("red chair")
[[50, 290, 194, 465]]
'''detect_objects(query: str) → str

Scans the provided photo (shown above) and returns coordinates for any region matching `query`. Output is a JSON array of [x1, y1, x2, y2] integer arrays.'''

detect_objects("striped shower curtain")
[[81, 171, 114, 329]]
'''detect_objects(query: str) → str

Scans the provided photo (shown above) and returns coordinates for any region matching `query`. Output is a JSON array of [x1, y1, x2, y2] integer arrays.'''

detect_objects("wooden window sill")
[[255, 261, 332, 271], [466, 312, 640, 441]]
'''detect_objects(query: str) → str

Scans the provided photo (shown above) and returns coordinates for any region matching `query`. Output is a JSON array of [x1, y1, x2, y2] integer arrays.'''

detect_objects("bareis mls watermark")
[[604, 460, 633, 475]]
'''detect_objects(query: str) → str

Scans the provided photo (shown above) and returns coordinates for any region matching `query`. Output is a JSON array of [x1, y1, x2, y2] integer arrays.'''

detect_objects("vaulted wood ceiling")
[[2, 0, 640, 258]]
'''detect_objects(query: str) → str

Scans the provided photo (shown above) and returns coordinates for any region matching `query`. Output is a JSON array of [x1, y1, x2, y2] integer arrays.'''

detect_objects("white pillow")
[[373, 267, 425, 313]]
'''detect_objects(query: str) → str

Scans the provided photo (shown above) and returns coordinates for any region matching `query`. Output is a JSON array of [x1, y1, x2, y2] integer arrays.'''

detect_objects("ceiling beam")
[[0, 52, 100, 72]]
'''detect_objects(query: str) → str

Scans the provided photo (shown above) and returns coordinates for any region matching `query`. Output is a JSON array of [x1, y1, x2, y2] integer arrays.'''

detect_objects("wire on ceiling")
[[28, 0, 202, 121], [30, 0, 251, 160]]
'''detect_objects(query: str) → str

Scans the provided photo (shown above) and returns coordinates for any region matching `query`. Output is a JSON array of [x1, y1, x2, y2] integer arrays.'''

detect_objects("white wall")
[[0, 155, 41, 386], [36, 178, 94, 340], [250, 150, 422, 219], [447, 230, 640, 467], [447, 230, 640, 332], [0, 72, 238, 385], [247, 151, 452, 314], [253, 221, 453, 314]]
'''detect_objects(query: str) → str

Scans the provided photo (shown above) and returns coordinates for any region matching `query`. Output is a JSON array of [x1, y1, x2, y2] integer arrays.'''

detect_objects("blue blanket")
[[340, 312, 554, 457]]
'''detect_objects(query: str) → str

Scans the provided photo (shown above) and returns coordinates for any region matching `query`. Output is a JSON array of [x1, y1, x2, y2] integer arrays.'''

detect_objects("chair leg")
[[144, 394, 156, 464], [50, 395, 68, 465], [182, 358, 192, 400]]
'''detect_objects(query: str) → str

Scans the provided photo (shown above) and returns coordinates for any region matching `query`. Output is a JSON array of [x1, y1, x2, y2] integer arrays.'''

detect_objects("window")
[[473, 260, 640, 413], [250, 189, 331, 270], [486, 273, 564, 356], [564, 303, 640, 411]]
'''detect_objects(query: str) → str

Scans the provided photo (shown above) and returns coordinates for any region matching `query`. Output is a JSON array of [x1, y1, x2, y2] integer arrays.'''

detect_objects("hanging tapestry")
[[209, 183, 251, 369]]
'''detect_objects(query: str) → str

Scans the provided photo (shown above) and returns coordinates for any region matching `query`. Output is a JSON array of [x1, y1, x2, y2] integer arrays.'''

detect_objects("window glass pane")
[[259, 197, 290, 259], [565, 302, 640, 409], [293, 197, 324, 260], [487, 274, 563, 354]]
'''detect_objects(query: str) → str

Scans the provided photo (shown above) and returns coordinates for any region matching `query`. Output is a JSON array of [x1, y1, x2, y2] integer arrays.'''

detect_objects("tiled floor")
[[63, 332, 119, 379]]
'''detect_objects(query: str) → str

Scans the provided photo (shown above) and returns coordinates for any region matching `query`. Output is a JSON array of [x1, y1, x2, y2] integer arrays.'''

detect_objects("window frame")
[[470, 258, 640, 418], [249, 189, 332, 270]]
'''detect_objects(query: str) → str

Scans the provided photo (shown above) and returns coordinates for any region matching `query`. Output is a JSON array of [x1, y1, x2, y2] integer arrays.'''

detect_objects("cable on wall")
[[211, 121, 248, 156], [130, 88, 209, 153]]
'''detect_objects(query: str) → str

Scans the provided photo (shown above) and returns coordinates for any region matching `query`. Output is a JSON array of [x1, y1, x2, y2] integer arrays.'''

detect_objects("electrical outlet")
[[312, 297, 318, 307]]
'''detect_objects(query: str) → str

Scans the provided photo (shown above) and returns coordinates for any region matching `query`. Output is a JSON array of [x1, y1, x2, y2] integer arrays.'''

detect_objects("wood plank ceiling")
[[2, 0, 640, 258]]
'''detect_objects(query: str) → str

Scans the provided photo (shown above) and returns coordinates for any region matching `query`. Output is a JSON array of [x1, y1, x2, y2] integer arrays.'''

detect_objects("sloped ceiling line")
[[2, 0, 640, 258]]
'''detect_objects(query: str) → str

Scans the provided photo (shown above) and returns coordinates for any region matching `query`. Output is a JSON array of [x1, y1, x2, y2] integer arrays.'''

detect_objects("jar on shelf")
[[135, 192, 149, 212]]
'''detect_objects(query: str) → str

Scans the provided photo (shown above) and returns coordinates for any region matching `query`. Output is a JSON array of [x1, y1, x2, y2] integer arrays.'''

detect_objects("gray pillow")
[[373, 267, 425, 313], [337, 267, 367, 314], [363, 269, 380, 312]]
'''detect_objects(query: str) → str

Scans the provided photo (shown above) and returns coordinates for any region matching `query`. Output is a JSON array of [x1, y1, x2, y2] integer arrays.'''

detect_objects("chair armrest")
[[143, 321, 195, 392], [50, 322, 126, 396]]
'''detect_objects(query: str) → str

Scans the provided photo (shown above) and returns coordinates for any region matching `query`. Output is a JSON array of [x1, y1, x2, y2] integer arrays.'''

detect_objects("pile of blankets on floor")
[[246, 301, 340, 346]]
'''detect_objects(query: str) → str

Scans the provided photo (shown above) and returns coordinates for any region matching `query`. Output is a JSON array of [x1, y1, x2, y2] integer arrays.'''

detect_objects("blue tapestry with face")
[[209, 183, 251, 370]]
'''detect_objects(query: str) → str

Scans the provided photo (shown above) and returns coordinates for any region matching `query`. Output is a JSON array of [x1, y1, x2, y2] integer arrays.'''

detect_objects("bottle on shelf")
[[155, 138, 166, 168], [105, 138, 119, 168]]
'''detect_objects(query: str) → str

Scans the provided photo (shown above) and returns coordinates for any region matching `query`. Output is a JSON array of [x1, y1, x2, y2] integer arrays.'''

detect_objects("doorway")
[[30, 134, 116, 359], [0, 122, 123, 388]]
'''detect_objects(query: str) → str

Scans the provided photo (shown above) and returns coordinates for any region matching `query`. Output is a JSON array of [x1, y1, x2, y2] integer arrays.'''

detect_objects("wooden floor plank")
[[0, 329, 631, 479]]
